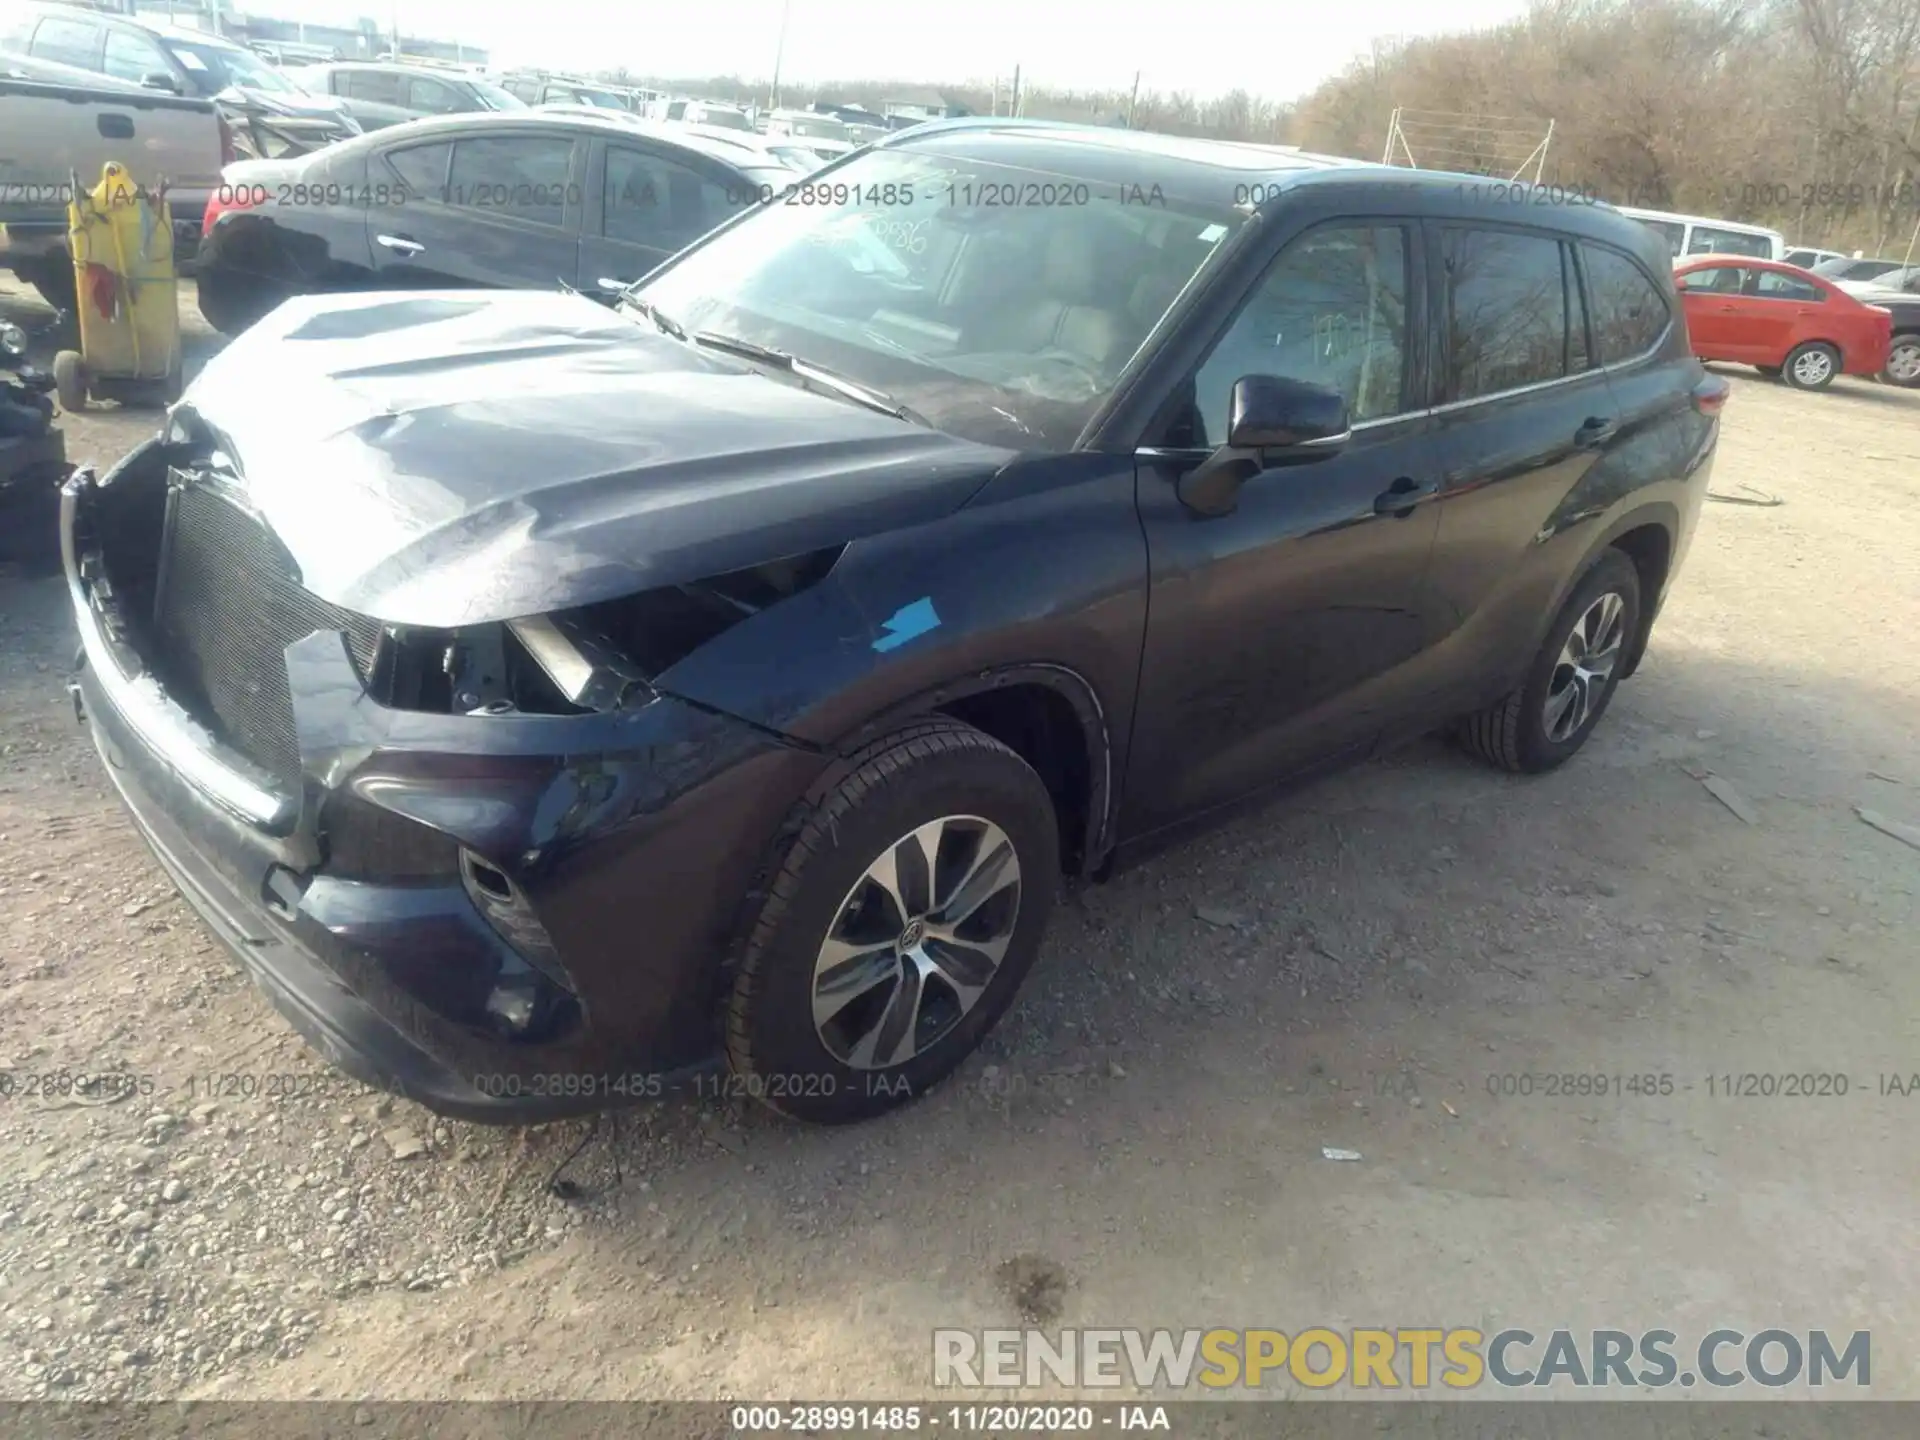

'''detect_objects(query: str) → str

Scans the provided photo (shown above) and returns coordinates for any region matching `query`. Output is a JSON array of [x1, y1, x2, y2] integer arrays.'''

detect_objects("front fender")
[[652, 454, 1148, 842]]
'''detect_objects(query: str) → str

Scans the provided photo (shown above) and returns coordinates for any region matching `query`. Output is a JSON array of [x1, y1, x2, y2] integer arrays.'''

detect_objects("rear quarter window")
[[1581, 245, 1671, 364]]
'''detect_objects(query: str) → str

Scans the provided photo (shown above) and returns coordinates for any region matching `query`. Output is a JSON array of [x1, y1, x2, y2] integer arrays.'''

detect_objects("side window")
[[345, 70, 405, 105], [1442, 227, 1569, 401], [1679, 263, 1745, 295], [407, 77, 462, 115], [1751, 270, 1822, 302], [505, 78, 540, 103], [1583, 246, 1672, 363], [603, 147, 738, 249], [30, 16, 106, 70], [383, 141, 452, 198], [1689, 226, 1772, 259], [1183, 223, 1411, 446], [102, 30, 167, 83], [447, 135, 573, 227]]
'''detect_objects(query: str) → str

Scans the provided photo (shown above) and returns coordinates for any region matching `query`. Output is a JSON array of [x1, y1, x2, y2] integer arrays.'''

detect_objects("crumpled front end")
[[63, 434, 831, 1122]]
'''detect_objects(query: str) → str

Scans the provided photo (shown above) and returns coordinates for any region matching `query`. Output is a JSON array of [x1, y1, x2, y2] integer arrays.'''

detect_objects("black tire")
[[725, 718, 1060, 1124], [1884, 334, 1920, 389], [1781, 341, 1839, 391], [1753, 364, 1781, 378], [1457, 548, 1642, 775], [194, 268, 277, 336]]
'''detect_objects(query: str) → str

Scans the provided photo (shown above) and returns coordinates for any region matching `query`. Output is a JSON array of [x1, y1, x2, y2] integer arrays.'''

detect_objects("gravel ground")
[[1, 275, 1917, 1403]]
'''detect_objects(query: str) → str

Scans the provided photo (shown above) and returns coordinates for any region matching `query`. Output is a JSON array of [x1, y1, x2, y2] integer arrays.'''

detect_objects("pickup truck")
[[0, 58, 224, 309]]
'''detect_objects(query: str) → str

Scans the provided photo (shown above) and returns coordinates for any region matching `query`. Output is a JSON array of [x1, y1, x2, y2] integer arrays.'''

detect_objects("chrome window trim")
[[1431, 321, 1672, 418]]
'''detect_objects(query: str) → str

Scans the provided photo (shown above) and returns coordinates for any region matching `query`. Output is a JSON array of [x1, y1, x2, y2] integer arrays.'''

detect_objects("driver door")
[[1123, 217, 1446, 839]]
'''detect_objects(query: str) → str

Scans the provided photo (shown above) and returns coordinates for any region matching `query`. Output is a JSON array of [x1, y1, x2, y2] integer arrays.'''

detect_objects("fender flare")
[[825, 662, 1118, 875], [1539, 501, 1681, 681]]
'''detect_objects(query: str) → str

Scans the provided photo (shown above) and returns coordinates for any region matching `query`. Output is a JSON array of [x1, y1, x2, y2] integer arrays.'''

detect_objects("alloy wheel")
[[811, 815, 1022, 1069], [1791, 348, 1835, 386], [1543, 591, 1627, 743], [1887, 339, 1920, 384]]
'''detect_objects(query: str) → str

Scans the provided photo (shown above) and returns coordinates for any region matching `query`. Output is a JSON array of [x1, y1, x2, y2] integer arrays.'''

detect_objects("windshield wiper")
[[690, 330, 925, 425], [615, 292, 687, 341]]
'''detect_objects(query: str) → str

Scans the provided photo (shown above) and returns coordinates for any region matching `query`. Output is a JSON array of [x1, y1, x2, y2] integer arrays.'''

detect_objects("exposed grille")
[[154, 475, 382, 789]]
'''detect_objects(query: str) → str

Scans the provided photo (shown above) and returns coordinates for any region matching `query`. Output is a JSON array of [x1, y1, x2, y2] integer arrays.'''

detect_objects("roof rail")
[[872, 114, 1084, 147]]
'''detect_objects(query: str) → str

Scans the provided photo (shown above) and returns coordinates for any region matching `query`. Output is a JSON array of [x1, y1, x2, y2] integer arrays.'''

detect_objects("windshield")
[[634, 146, 1244, 449], [695, 106, 753, 131], [165, 36, 298, 95], [561, 85, 627, 107], [469, 78, 527, 111], [1814, 257, 1898, 281]]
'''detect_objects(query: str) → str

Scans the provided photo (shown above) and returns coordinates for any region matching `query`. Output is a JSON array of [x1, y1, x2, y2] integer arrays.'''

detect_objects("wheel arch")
[[826, 664, 1116, 878], [1540, 504, 1678, 683]]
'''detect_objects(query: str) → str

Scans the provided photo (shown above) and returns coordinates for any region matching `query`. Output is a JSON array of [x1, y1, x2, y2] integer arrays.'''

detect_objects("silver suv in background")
[[291, 60, 526, 131], [1, 1, 354, 138]]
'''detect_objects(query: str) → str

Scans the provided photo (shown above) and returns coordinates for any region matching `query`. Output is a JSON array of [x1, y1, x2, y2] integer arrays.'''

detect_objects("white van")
[[1616, 207, 1785, 262]]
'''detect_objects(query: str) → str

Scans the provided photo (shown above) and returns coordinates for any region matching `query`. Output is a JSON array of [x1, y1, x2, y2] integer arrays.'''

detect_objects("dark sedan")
[[190, 110, 794, 333], [65, 122, 1723, 1126]]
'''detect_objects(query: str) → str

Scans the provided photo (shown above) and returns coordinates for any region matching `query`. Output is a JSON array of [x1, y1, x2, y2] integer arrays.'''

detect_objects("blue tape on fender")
[[872, 596, 941, 653]]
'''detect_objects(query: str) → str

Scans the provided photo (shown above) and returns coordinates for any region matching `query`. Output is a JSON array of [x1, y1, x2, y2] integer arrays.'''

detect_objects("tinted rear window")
[[1581, 245, 1670, 364]]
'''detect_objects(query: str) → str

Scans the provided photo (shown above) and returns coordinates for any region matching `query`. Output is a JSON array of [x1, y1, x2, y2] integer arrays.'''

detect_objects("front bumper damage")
[[63, 454, 829, 1123]]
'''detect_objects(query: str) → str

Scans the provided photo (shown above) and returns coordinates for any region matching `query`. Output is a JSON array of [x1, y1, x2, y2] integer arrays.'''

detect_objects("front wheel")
[[1782, 342, 1839, 390], [1457, 548, 1642, 774], [194, 267, 279, 336], [725, 719, 1060, 1124], [1884, 335, 1920, 389]]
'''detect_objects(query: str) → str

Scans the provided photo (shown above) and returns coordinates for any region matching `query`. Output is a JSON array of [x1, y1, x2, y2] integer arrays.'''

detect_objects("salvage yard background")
[[0, 276, 1916, 1400]]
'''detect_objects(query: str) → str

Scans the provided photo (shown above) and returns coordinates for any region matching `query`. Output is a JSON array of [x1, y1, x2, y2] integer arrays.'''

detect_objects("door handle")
[[1574, 417, 1618, 449], [1716, 303, 1739, 312], [1373, 475, 1439, 516], [376, 234, 425, 256]]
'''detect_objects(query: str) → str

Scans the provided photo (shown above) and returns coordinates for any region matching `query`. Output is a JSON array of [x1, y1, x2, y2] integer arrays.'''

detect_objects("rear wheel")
[[1457, 548, 1642, 774], [1781, 342, 1839, 390], [725, 719, 1060, 1124], [1885, 335, 1920, 388]]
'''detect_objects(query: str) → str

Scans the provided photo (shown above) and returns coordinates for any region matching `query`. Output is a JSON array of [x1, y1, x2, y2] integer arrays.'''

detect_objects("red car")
[[1673, 256, 1892, 390]]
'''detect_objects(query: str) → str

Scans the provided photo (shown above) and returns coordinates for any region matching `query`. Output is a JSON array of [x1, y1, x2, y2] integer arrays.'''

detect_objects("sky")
[[246, 0, 1533, 100]]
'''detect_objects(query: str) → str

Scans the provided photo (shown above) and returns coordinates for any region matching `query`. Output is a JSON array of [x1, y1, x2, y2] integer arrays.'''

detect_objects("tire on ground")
[[725, 718, 1060, 1124]]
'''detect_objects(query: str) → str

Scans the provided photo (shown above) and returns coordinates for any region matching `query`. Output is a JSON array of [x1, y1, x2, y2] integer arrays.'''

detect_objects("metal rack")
[[1381, 107, 1554, 183]]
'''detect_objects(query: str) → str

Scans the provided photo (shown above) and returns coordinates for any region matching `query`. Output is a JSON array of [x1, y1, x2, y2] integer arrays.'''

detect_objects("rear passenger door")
[[578, 139, 753, 295], [367, 129, 584, 290], [1419, 224, 1632, 716]]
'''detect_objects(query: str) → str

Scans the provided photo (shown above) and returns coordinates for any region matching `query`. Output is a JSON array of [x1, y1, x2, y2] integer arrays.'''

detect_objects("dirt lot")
[[1, 276, 1917, 1404]]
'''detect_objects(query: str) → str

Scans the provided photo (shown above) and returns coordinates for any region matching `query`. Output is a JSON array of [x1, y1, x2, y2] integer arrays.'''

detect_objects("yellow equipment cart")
[[52, 163, 183, 412]]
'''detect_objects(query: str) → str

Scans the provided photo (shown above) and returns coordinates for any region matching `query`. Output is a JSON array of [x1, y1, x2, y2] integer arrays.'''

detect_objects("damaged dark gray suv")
[[64, 119, 1725, 1125]]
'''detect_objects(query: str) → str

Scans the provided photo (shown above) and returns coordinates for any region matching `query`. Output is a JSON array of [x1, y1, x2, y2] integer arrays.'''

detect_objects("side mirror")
[[1176, 375, 1352, 518], [141, 71, 181, 93]]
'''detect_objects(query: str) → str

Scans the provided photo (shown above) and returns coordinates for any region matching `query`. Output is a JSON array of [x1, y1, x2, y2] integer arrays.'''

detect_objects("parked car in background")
[[291, 60, 526, 131], [1618, 206, 1785, 261], [67, 120, 1725, 1126], [1673, 255, 1891, 389], [191, 110, 793, 333], [493, 70, 631, 109], [0, 68, 224, 307], [660, 98, 754, 130], [537, 107, 808, 172], [1, 1, 356, 141], [1783, 246, 1849, 269], [1810, 255, 1906, 286], [1829, 263, 1920, 298]]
